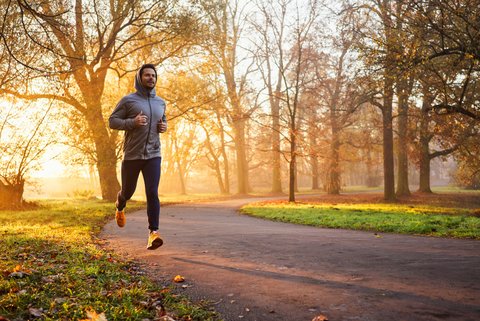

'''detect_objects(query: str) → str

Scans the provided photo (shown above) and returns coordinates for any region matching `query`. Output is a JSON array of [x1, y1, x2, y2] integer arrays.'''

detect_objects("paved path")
[[101, 198, 480, 321]]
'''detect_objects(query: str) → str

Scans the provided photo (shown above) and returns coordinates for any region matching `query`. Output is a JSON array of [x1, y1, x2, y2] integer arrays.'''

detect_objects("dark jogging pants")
[[116, 157, 161, 231]]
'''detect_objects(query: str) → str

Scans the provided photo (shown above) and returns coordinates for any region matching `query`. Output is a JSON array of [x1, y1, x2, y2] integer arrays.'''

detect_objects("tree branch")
[[0, 89, 86, 113]]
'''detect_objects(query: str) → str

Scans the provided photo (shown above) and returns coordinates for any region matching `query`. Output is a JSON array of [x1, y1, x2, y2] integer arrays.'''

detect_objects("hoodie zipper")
[[144, 96, 153, 158]]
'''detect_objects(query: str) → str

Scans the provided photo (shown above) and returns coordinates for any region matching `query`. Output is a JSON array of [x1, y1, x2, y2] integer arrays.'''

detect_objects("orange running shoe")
[[115, 209, 126, 228], [147, 231, 163, 250]]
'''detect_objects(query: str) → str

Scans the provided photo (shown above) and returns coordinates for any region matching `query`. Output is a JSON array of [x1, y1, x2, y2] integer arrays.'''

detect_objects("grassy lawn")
[[0, 199, 218, 321], [240, 194, 480, 239]]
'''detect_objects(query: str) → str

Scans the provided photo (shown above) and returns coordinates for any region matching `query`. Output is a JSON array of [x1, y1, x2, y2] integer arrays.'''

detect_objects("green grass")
[[0, 199, 219, 321], [431, 186, 480, 193], [240, 202, 480, 239]]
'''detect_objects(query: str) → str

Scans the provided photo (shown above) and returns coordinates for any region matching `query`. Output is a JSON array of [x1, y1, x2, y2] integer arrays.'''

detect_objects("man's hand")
[[158, 119, 167, 133], [134, 111, 148, 127]]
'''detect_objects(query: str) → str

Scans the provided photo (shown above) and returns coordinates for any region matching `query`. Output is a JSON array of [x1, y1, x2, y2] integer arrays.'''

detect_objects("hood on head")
[[134, 64, 157, 97]]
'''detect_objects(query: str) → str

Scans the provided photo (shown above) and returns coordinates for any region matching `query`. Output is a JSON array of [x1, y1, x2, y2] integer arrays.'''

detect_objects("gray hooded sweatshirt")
[[109, 69, 166, 161]]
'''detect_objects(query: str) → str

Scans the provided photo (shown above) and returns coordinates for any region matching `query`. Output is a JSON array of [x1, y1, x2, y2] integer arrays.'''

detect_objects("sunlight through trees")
[[0, 0, 478, 205]]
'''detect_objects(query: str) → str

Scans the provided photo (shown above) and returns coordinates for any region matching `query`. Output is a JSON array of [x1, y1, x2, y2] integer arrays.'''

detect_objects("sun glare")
[[31, 159, 66, 178]]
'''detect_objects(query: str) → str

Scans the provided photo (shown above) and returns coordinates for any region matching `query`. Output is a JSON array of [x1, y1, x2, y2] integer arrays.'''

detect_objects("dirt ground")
[[100, 194, 480, 321]]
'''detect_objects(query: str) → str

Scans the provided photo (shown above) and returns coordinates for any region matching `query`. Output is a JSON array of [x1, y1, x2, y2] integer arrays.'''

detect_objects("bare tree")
[[393, 0, 417, 196], [200, 99, 232, 194], [0, 99, 56, 208], [354, 0, 400, 201], [250, 0, 291, 194], [0, 0, 195, 200], [278, 0, 320, 202], [198, 0, 256, 194], [157, 70, 223, 194], [312, 6, 371, 194]]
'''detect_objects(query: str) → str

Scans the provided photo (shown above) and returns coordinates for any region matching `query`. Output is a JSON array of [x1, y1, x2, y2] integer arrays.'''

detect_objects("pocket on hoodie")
[[152, 141, 160, 151]]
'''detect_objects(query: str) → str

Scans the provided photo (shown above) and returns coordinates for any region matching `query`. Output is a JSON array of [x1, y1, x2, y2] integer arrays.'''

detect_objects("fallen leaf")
[[312, 314, 329, 321], [79, 310, 108, 321], [42, 275, 58, 283], [0, 316, 11, 321], [173, 275, 185, 283], [8, 271, 27, 278], [29, 308, 43, 318]]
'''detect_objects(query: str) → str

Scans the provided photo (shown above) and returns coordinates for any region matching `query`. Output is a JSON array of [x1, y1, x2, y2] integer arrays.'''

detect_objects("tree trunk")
[[216, 111, 230, 194], [308, 120, 320, 190], [395, 78, 411, 196], [418, 138, 432, 193], [204, 128, 227, 194], [172, 136, 187, 195], [380, 0, 396, 202], [327, 142, 341, 194], [288, 133, 296, 202], [214, 162, 227, 194], [85, 103, 120, 201], [395, 0, 410, 197], [418, 92, 433, 193], [365, 140, 378, 187], [178, 162, 187, 195], [327, 120, 341, 194], [221, 139, 230, 194], [0, 180, 24, 209], [311, 154, 320, 190], [382, 76, 396, 201], [95, 144, 121, 201], [271, 96, 282, 193], [233, 117, 249, 194], [224, 67, 249, 195]]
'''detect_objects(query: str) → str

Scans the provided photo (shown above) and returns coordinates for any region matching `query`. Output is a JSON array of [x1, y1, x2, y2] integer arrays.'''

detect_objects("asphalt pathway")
[[101, 198, 480, 321]]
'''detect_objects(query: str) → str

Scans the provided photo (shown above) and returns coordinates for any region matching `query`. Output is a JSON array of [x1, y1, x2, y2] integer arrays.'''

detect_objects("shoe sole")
[[147, 237, 163, 250]]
